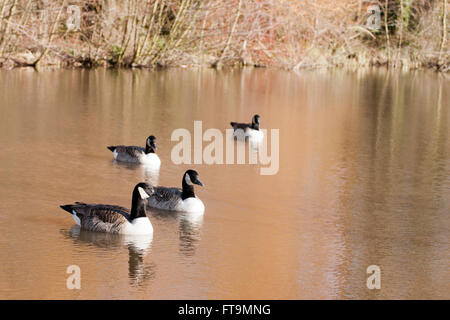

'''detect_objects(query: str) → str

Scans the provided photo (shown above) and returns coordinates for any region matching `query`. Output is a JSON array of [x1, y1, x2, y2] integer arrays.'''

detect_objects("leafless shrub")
[[0, 0, 447, 70]]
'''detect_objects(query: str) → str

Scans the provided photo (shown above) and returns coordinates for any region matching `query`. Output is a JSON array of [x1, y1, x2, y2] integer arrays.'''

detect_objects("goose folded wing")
[[230, 122, 251, 130], [153, 187, 182, 202], [114, 146, 145, 157], [77, 204, 131, 233]]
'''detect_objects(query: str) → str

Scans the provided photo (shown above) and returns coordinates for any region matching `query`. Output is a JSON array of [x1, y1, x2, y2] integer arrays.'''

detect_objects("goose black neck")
[[182, 176, 195, 200], [145, 145, 155, 154], [130, 190, 147, 220]]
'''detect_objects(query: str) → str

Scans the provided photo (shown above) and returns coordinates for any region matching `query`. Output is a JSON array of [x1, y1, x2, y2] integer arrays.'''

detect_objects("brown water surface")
[[0, 68, 448, 299]]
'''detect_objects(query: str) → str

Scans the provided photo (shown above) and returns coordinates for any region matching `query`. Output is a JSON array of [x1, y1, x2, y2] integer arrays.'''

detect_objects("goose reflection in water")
[[62, 226, 156, 287], [149, 209, 204, 256], [231, 129, 264, 167], [112, 160, 160, 186], [127, 243, 156, 287], [178, 212, 204, 256]]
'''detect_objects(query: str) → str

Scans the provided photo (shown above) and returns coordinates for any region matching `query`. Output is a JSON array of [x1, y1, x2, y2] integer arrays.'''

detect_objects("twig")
[[439, 0, 447, 66]]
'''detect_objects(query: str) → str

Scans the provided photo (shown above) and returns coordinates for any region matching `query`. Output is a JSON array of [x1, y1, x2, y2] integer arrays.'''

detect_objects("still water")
[[0, 68, 448, 299]]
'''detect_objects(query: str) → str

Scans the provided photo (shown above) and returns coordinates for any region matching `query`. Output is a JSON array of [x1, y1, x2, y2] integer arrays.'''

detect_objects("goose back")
[[108, 145, 145, 163], [60, 203, 131, 234], [147, 187, 183, 211]]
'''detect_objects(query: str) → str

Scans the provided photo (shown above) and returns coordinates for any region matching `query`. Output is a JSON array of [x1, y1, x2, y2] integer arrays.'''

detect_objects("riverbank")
[[0, 0, 448, 71]]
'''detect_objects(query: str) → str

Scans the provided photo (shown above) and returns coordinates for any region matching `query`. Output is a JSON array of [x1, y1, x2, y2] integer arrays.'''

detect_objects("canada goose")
[[147, 170, 205, 213], [60, 182, 154, 235], [230, 114, 263, 139], [107, 135, 161, 166]]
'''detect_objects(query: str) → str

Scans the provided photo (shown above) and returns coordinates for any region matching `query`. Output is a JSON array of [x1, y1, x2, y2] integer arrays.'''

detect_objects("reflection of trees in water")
[[61, 226, 156, 287], [324, 71, 450, 298]]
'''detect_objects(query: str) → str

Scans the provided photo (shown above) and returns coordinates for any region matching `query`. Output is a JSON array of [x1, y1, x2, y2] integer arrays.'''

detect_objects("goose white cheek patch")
[[138, 187, 150, 199], [185, 174, 194, 186]]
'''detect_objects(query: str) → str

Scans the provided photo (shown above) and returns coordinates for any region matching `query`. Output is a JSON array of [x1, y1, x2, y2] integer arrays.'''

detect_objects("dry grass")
[[0, 0, 448, 70]]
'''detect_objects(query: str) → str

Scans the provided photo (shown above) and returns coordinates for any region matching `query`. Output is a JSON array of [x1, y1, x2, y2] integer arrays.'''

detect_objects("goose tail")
[[107, 146, 116, 152], [60, 204, 74, 214], [230, 122, 237, 127]]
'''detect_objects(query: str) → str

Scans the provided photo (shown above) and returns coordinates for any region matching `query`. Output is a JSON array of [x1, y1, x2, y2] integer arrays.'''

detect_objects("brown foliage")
[[0, 0, 447, 70]]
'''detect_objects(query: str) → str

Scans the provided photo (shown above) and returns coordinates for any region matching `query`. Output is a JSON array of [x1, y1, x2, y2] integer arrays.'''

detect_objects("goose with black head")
[[230, 114, 263, 140], [60, 182, 155, 235], [107, 135, 161, 166], [147, 170, 205, 213]]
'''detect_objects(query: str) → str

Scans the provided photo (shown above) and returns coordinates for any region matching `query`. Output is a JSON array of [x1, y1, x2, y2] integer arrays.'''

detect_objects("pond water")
[[0, 68, 448, 299]]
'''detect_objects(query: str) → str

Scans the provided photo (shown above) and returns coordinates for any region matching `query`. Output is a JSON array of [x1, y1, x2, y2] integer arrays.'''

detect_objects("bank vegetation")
[[0, 0, 448, 70]]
